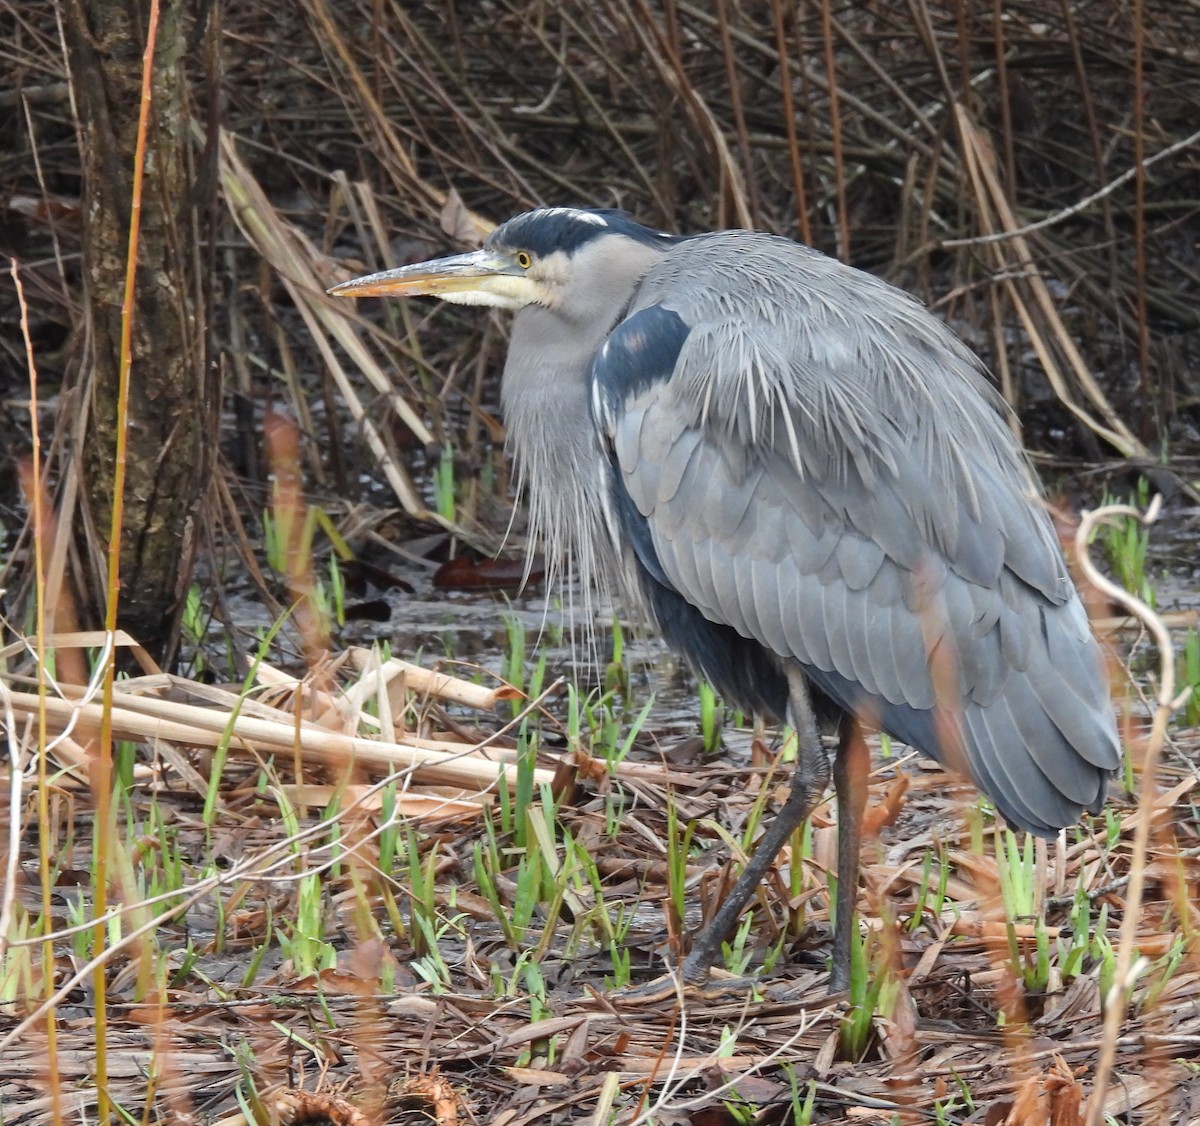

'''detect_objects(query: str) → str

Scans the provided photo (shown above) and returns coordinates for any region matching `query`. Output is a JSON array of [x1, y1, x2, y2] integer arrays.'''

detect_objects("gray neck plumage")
[[500, 235, 669, 609], [502, 304, 616, 602]]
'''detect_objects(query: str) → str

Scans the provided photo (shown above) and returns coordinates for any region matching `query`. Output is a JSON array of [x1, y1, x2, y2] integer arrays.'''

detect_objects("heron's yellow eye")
[[516, 251, 532, 270]]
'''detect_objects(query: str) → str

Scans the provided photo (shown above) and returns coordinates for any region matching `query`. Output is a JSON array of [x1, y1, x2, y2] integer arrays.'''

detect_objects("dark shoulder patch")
[[591, 304, 690, 423], [488, 207, 679, 257]]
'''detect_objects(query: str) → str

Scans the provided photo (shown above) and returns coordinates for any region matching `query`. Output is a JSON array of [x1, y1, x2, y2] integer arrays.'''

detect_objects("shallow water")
[[211, 495, 1199, 749]]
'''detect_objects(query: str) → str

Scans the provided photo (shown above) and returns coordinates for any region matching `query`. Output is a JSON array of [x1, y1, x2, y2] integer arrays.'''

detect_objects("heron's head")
[[328, 207, 676, 317]]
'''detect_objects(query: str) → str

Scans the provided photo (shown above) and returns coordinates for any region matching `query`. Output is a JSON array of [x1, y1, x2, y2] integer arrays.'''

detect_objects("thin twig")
[[942, 127, 1200, 248], [1075, 496, 1190, 1126]]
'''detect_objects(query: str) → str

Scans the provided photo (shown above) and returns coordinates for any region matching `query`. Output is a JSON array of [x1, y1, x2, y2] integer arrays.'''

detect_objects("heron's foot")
[[678, 926, 728, 986], [678, 948, 711, 987]]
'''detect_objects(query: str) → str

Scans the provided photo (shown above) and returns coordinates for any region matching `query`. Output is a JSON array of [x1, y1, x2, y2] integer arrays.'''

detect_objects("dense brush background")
[[3, 0, 1198, 552]]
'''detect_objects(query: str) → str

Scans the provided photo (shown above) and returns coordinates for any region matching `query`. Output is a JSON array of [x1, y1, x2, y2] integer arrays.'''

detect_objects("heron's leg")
[[679, 666, 830, 984], [829, 715, 869, 993]]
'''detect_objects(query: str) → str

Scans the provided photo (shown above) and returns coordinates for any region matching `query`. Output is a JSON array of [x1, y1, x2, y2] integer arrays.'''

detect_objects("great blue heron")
[[329, 207, 1121, 992]]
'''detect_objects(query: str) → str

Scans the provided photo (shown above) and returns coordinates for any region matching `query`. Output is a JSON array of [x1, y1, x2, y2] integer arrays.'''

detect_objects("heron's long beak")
[[327, 249, 514, 300]]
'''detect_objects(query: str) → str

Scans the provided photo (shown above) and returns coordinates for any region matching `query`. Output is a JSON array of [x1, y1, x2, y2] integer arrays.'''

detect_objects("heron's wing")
[[592, 251, 1119, 834]]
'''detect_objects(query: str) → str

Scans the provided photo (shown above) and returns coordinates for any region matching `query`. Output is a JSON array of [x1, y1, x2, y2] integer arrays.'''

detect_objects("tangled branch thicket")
[[269, 0, 1200, 466], [3, 0, 1199, 519]]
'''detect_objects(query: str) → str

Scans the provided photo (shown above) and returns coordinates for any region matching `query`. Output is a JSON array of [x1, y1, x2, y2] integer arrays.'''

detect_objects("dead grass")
[[0, 632, 1198, 1123], [2, 495, 1200, 1124]]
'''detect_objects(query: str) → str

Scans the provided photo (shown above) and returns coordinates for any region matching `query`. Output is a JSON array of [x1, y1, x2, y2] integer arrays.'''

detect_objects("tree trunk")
[[62, 0, 216, 666]]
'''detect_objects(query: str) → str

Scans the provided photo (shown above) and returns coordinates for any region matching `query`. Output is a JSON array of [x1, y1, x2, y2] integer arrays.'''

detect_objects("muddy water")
[[358, 500, 1200, 704], [341, 581, 715, 743]]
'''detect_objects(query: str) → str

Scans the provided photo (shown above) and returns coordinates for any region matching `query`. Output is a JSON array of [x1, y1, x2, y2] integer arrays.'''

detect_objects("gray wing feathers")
[[843, 583, 881, 703], [619, 397, 1001, 714], [603, 234, 1119, 833], [612, 404, 645, 479], [751, 557, 792, 657], [964, 700, 1085, 831], [821, 581, 856, 687], [864, 599, 905, 705], [836, 535, 885, 590]]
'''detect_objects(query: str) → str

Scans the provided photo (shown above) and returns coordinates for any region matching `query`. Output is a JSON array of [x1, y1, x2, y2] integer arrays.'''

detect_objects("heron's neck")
[[502, 305, 613, 597], [501, 238, 668, 599]]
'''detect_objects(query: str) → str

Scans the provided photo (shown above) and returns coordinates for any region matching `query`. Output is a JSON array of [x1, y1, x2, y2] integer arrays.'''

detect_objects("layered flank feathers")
[[593, 232, 1120, 836]]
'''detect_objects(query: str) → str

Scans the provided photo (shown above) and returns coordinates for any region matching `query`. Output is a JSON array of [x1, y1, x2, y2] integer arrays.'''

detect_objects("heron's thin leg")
[[829, 715, 869, 993], [679, 666, 830, 984]]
